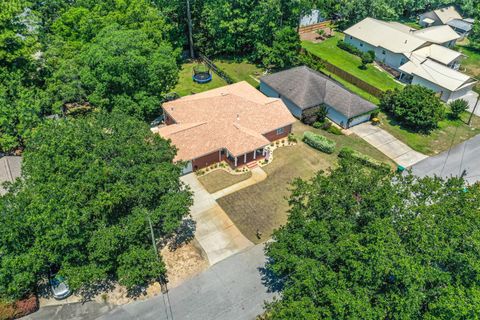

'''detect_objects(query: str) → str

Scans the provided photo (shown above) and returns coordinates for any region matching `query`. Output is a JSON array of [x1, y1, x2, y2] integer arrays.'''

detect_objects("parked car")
[[49, 275, 71, 300]]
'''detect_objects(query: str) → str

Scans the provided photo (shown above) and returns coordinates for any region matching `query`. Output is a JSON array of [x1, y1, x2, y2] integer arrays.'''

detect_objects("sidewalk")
[[211, 167, 267, 199], [349, 123, 428, 167]]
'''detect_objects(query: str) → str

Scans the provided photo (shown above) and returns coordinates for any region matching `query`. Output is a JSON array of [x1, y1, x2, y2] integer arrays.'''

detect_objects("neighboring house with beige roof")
[[153, 82, 295, 173], [413, 25, 460, 47], [419, 6, 474, 38], [399, 56, 477, 102], [0, 156, 22, 195], [344, 17, 474, 101]]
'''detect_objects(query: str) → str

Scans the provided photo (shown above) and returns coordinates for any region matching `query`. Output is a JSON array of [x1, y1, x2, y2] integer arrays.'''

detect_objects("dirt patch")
[[161, 239, 209, 289], [39, 241, 208, 307]]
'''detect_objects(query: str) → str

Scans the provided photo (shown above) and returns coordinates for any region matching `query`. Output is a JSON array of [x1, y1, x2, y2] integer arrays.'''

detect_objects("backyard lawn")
[[302, 33, 403, 92], [217, 121, 394, 244], [379, 111, 480, 155], [456, 41, 480, 93], [173, 60, 264, 97], [198, 170, 252, 194]]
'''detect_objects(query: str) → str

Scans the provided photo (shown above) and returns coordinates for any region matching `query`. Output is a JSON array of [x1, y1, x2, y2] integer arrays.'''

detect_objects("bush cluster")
[[303, 131, 336, 154], [338, 147, 390, 170], [380, 85, 445, 133], [449, 99, 469, 119], [337, 40, 362, 56]]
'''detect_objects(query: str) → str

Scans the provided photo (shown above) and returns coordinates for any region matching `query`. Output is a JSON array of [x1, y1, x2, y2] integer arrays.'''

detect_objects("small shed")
[[260, 66, 378, 128]]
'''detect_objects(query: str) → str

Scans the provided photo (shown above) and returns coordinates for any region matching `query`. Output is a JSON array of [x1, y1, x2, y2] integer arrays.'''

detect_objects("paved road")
[[411, 133, 480, 184], [24, 244, 276, 320]]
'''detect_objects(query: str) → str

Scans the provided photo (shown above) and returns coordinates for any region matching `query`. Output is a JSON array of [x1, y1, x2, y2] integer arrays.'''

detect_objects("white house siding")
[[300, 9, 324, 27], [344, 35, 407, 69], [260, 82, 303, 118], [326, 107, 349, 128], [449, 85, 475, 101], [349, 113, 371, 127], [411, 76, 452, 101]]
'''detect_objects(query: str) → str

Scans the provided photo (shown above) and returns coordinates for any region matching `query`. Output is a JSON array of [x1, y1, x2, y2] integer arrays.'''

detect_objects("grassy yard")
[[302, 33, 403, 92], [217, 121, 394, 244], [379, 111, 480, 155], [173, 60, 263, 97], [456, 41, 480, 93], [198, 170, 252, 194], [214, 60, 263, 88], [173, 62, 227, 96]]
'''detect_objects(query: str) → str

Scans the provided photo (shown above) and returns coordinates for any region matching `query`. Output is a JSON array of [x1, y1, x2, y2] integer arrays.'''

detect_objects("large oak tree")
[[0, 112, 191, 300], [264, 158, 480, 319]]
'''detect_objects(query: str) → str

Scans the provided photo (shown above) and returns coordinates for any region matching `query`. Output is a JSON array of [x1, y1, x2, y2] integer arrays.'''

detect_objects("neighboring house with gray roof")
[[260, 66, 378, 128], [0, 156, 22, 195]]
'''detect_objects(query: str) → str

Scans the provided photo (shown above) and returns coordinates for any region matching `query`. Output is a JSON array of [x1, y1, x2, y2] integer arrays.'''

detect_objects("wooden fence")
[[302, 51, 384, 98], [198, 53, 234, 84], [299, 21, 332, 34]]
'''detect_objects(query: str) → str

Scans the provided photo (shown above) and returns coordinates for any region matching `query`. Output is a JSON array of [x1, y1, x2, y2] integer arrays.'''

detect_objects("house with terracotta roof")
[[153, 81, 295, 173]]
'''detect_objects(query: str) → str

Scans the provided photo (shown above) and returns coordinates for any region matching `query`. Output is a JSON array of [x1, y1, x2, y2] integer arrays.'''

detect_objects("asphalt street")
[[24, 244, 276, 320], [411, 133, 480, 184]]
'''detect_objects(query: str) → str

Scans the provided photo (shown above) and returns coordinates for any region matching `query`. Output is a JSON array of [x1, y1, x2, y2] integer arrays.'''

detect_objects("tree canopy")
[[380, 85, 446, 133], [0, 112, 191, 300], [264, 158, 480, 319]]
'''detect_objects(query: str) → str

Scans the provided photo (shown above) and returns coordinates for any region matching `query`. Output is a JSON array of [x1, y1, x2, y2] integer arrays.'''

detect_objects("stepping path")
[[181, 173, 254, 265], [349, 122, 428, 167], [211, 167, 267, 199]]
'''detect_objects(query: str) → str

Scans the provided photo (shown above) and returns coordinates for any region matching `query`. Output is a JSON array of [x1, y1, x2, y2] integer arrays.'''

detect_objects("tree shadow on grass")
[[77, 280, 116, 303]]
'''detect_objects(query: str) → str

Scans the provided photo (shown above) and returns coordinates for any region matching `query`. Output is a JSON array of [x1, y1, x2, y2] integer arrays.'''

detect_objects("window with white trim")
[[276, 127, 285, 135]]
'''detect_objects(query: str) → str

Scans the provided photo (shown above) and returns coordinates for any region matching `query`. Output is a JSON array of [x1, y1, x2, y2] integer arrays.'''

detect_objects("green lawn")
[[379, 111, 480, 155], [217, 121, 394, 244], [173, 63, 227, 96], [302, 34, 403, 91], [173, 61, 264, 97], [456, 42, 480, 93], [198, 170, 252, 194], [214, 60, 263, 88]]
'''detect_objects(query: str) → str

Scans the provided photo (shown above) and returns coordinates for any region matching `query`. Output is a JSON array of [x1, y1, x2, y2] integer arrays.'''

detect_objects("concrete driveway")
[[350, 123, 428, 167], [181, 173, 253, 265], [411, 133, 480, 184], [462, 91, 480, 117]]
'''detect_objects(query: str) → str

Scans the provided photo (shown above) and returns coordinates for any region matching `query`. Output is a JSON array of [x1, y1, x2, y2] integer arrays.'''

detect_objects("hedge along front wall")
[[338, 147, 391, 170], [303, 131, 336, 154]]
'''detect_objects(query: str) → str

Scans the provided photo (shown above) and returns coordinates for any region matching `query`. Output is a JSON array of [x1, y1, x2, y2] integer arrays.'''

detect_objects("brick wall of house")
[[192, 150, 221, 170], [164, 112, 175, 125], [263, 124, 292, 141]]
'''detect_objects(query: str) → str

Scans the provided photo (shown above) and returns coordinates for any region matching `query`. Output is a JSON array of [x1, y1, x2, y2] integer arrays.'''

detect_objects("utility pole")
[[147, 214, 174, 320], [186, 0, 194, 59], [468, 94, 479, 126]]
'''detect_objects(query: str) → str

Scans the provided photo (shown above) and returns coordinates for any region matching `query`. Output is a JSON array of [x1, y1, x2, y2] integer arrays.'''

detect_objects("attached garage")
[[260, 66, 378, 128]]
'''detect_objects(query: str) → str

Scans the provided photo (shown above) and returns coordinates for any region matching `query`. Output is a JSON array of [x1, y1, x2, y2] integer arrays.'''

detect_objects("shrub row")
[[338, 147, 390, 170], [337, 40, 362, 56], [303, 131, 336, 154]]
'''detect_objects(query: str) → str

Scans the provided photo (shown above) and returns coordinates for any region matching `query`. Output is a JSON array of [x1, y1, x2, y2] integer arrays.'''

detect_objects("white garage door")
[[349, 114, 371, 127], [449, 86, 474, 102], [181, 161, 193, 175]]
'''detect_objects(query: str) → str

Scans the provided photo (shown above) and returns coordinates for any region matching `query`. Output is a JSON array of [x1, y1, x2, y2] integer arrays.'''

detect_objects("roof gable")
[[260, 66, 377, 118], [433, 6, 463, 24]]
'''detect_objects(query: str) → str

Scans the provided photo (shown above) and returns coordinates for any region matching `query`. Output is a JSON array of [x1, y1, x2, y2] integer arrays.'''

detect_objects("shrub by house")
[[303, 131, 336, 154]]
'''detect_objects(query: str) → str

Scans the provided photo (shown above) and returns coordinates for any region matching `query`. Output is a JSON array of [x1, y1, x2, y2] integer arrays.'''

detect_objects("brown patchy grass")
[[198, 170, 252, 194], [217, 121, 394, 244]]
